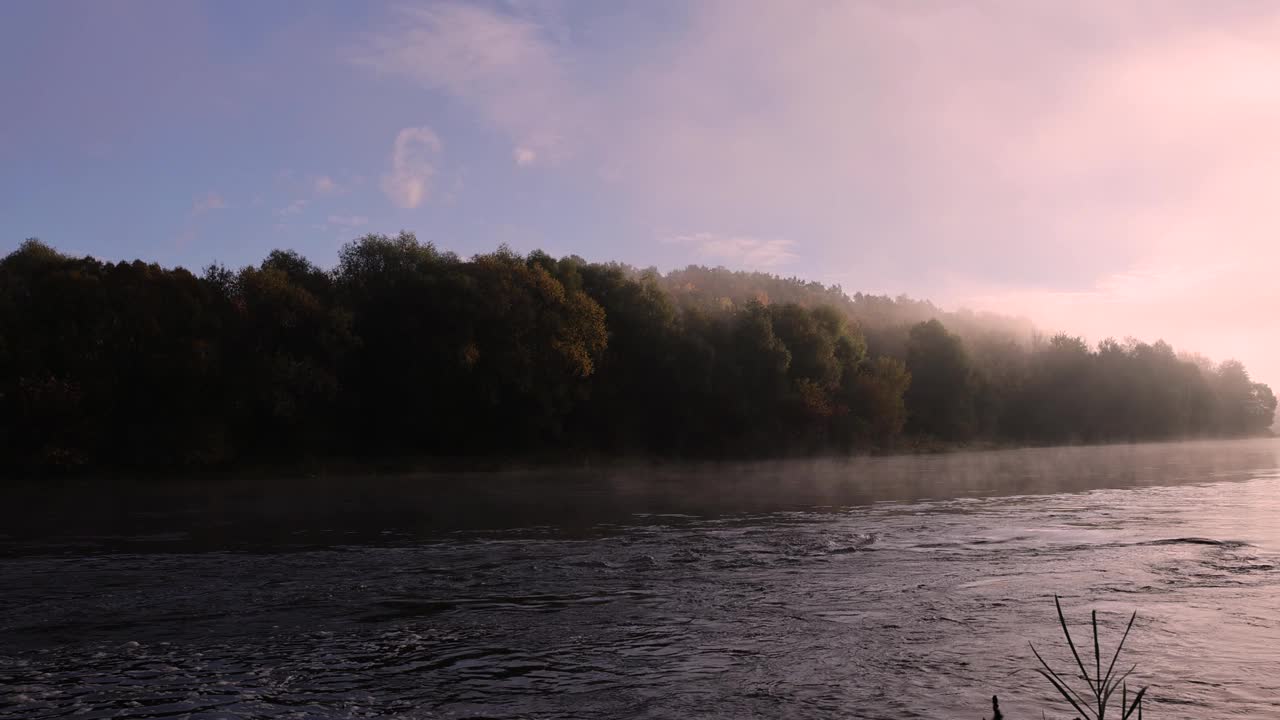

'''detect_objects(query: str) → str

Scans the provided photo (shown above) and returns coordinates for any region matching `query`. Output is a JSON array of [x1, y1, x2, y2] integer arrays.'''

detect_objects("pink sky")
[[360, 1, 1280, 383]]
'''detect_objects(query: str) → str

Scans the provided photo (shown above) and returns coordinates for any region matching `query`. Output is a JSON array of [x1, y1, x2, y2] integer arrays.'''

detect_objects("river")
[[3, 438, 1280, 718]]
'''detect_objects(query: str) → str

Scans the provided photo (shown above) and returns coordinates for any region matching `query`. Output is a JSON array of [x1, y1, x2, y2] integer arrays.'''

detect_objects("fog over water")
[[4, 438, 1280, 718]]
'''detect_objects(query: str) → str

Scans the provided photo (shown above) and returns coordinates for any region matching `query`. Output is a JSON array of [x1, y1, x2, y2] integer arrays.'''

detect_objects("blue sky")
[[0, 1, 653, 272], [3, 1, 1279, 384]]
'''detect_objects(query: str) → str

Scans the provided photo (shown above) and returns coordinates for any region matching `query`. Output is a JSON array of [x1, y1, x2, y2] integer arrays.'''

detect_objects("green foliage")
[[0, 239, 1273, 473]]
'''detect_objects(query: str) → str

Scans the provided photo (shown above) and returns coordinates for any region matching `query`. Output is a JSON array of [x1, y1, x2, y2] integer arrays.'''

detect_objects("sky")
[[2, 1, 1278, 386]]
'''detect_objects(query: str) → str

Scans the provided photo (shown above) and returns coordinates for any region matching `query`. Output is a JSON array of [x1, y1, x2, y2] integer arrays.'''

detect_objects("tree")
[[222, 260, 355, 456], [842, 356, 911, 448], [1, 238, 1271, 475], [1247, 382, 1277, 432], [905, 319, 975, 440]]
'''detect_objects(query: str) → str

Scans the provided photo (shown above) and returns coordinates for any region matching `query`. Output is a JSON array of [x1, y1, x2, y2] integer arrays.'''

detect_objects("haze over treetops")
[[1, 235, 1273, 472]]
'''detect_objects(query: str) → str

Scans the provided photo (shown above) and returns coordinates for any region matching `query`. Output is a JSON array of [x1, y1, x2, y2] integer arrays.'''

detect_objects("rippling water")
[[4, 439, 1280, 719]]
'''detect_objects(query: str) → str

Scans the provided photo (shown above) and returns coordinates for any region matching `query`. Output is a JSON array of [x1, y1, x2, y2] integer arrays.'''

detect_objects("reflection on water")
[[2, 438, 1280, 718]]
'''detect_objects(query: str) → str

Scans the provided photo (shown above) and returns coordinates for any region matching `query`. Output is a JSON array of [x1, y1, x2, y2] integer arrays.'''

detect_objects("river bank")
[[5, 430, 1274, 486]]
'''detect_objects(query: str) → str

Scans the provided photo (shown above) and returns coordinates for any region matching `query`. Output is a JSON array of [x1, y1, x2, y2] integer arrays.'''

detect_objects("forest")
[[1, 234, 1275, 474]]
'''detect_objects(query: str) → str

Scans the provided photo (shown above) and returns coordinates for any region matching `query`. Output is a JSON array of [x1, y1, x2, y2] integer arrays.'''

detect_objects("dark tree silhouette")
[[0, 236, 1273, 475]]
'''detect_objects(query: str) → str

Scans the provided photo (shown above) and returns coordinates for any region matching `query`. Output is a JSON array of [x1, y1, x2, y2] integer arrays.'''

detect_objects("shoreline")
[[7, 431, 1274, 486]]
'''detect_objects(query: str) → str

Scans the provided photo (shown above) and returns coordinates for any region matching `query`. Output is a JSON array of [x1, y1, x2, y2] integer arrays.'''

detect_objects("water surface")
[[3, 439, 1280, 718]]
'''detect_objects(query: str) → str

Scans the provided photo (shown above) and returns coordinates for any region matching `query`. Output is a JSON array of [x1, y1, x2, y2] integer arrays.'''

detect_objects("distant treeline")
[[1, 234, 1274, 473]]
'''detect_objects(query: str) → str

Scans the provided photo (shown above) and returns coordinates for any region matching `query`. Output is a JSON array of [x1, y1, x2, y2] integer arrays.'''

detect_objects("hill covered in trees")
[[1, 234, 1274, 474]]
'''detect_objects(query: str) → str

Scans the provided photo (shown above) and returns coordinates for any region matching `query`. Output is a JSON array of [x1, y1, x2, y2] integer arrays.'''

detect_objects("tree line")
[[0, 234, 1274, 474]]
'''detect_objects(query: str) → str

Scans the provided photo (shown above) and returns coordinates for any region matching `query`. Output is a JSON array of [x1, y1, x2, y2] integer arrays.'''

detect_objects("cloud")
[[313, 175, 339, 194], [191, 191, 227, 215], [327, 214, 369, 228], [353, 3, 574, 164], [664, 232, 797, 269], [178, 191, 229, 248], [266, 174, 350, 221], [275, 199, 307, 216], [381, 126, 441, 208], [513, 147, 537, 167]]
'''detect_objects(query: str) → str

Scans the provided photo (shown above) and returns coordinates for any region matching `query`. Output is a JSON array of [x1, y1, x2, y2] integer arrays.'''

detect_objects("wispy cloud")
[[664, 232, 797, 269], [327, 214, 369, 228], [266, 173, 354, 222], [275, 199, 308, 217], [178, 191, 229, 248], [313, 175, 340, 194], [381, 126, 441, 209], [191, 191, 227, 215], [513, 147, 537, 167], [353, 3, 573, 165]]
